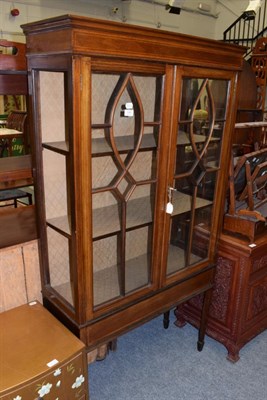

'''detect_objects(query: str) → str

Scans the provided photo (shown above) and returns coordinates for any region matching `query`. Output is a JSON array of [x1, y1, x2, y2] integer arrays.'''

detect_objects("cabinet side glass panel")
[[167, 78, 229, 275], [91, 72, 162, 307], [39, 71, 74, 307]]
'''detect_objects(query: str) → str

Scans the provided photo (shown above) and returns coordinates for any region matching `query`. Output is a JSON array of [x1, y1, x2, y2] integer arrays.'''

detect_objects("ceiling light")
[[165, 0, 182, 14]]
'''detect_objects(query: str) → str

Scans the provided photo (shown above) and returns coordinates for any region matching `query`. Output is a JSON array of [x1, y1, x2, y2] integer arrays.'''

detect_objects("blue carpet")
[[89, 310, 267, 400]]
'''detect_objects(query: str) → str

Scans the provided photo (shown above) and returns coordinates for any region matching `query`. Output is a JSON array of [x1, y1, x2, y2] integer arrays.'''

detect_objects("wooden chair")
[[0, 110, 27, 156], [6, 110, 27, 132]]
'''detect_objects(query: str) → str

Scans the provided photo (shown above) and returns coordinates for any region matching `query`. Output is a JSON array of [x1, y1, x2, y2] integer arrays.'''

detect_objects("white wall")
[[0, 0, 250, 43], [214, 0, 250, 39]]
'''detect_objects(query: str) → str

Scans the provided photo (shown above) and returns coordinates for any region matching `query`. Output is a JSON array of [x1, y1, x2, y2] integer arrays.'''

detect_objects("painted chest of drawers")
[[0, 302, 89, 399]]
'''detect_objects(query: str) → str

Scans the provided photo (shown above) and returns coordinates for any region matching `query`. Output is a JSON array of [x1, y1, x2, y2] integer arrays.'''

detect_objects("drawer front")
[[1, 352, 87, 400]]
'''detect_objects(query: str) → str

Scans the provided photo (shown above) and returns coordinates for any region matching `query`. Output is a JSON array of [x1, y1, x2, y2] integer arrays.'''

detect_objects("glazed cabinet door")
[[32, 56, 166, 320], [162, 67, 236, 283], [90, 68, 164, 311], [31, 57, 83, 319]]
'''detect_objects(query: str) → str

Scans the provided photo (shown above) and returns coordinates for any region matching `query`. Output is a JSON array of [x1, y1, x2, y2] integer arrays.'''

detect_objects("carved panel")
[[252, 254, 267, 273], [208, 256, 233, 322], [247, 278, 267, 320], [187, 256, 234, 322]]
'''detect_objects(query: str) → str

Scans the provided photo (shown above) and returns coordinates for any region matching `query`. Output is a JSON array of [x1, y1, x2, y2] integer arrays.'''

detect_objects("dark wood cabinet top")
[[22, 14, 246, 71]]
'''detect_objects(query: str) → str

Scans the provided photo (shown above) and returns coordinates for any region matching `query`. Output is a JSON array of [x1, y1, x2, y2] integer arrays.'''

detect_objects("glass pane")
[[133, 76, 161, 121], [93, 236, 120, 306], [92, 192, 121, 238], [92, 155, 119, 189], [92, 74, 120, 125], [43, 149, 69, 226], [167, 77, 229, 276], [126, 184, 155, 229], [125, 226, 151, 293], [91, 72, 162, 308], [167, 216, 200, 273], [47, 227, 73, 306], [39, 71, 73, 306], [39, 72, 66, 142], [210, 80, 228, 120]]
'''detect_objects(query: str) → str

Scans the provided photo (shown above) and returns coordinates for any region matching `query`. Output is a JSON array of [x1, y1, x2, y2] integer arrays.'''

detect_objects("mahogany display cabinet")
[[22, 15, 245, 352]]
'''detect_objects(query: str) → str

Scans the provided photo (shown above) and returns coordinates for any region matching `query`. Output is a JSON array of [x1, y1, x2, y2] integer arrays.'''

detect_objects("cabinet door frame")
[[88, 59, 168, 319], [159, 65, 240, 287], [29, 55, 79, 321]]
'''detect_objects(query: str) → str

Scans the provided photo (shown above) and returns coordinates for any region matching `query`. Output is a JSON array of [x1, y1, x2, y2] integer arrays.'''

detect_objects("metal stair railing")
[[223, 0, 267, 59]]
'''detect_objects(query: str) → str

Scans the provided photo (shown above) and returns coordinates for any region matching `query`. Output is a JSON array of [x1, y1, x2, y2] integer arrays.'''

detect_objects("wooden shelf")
[[93, 196, 153, 239], [93, 253, 150, 305], [92, 131, 219, 154], [92, 133, 157, 155], [42, 135, 157, 156], [47, 196, 153, 239], [47, 215, 71, 238], [172, 191, 212, 215], [167, 244, 202, 275], [177, 131, 220, 146], [42, 131, 219, 158], [53, 244, 202, 306], [42, 141, 69, 155], [54, 252, 150, 306], [47, 193, 212, 240]]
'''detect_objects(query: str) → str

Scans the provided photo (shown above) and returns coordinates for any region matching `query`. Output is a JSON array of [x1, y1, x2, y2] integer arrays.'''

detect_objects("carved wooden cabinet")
[[22, 15, 245, 352], [0, 302, 89, 399], [175, 232, 267, 362]]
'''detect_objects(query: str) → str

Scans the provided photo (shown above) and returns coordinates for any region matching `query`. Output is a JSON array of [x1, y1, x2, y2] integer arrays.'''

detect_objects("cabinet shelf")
[[172, 191, 212, 215], [47, 196, 154, 239], [177, 131, 220, 146], [46, 193, 212, 240], [42, 135, 157, 156], [92, 134, 157, 155], [42, 141, 69, 155], [53, 244, 202, 307], [47, 215, 71, 238], [93, 253, 150, 305], [92, 131, 219, 155], [167, 244, 202, 274], [42, 131, 219, 159], [93, 196, 153, 239], [54, 252, 150, 306]]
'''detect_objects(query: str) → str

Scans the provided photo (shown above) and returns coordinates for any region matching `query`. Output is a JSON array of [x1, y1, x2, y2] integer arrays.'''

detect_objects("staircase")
[[223, 0, 267, 59]]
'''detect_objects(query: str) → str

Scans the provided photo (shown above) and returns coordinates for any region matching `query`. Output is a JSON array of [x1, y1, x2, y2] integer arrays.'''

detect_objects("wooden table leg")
[[197, 287, 213, 351]]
